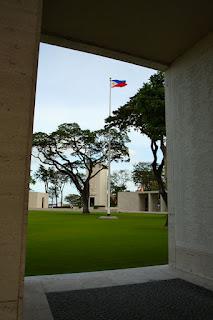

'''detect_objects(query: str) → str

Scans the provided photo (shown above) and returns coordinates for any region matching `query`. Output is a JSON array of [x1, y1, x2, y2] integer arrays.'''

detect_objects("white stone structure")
[[118, 191, 167, 213], [28, 192, 48, 209], [166, 33, 213, 286], [89, 164, 107, 207]]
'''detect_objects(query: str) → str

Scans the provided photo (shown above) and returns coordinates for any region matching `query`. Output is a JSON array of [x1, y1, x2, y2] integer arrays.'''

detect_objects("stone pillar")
[[0, 1, 42, 319], [148, 193, 153, 212], [166, 32, 213, 289]]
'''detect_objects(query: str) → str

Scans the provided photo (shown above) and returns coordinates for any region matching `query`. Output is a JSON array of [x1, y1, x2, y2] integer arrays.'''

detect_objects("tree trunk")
[[82, 199, 89, 213], [55, 189, 58, 207], [81, 182, 90, 214], [60, 190, 63, 207], [151, 139, 168, 227], [153, 168, 168, 226]]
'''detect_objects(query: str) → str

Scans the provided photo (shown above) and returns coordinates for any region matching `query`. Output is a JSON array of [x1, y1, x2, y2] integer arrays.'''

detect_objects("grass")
[[25, 211, 168, 276]]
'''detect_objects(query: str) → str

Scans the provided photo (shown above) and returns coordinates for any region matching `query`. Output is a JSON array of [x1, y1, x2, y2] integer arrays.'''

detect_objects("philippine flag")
[[111, 80, 127, 88]]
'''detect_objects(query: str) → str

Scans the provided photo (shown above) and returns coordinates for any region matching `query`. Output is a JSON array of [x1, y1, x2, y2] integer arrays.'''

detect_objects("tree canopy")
[[32, 123, 129, 213], [34, 165, 54, 193], [65, 194, 82, 208], [110, 169, 130, 205], [106, 72, 165, 140], [132, 162, 159, 191]]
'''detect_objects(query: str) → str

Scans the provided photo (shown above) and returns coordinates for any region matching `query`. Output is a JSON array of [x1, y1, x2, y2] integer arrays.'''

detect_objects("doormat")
[[46, 278, 213, 320]]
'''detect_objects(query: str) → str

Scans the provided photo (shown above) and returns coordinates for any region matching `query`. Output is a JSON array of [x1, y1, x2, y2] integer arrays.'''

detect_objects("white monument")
[[89, 164, 107, 208]]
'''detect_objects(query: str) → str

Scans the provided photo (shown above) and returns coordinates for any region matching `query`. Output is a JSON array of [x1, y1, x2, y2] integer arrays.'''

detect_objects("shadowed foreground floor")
[[46, 279, 213, 320]]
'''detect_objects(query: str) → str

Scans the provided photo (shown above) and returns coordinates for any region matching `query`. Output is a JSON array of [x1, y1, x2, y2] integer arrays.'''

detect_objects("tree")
[[50, 170, 69, 207], [132, 162, 159, 191], [105, 72, 167, 208], [34, 165, 69, 206], [48, 186, 59, 208], [65, 194, 82, 208], [111, 170, 130, 205], [34, 165, 54, 193], [32, 123, 129, 213]]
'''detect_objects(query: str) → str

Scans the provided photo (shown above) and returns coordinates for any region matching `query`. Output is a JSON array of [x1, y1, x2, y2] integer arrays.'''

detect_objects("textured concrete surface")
[[47, 279, 213, 320], [0, 1, 42, 319], [166, 32, 213, 288], [23, 265, 175, 320]]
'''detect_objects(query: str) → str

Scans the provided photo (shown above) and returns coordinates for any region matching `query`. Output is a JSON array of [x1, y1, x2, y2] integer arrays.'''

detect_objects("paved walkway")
[[23, 265, 175, 320]]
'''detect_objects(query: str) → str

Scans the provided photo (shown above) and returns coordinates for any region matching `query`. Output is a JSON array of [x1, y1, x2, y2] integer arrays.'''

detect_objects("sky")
[[31, 43, 156, 196]]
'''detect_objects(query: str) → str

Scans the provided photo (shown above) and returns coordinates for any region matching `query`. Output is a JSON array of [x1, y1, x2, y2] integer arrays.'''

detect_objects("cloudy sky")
[[31, 43, 155, 195]]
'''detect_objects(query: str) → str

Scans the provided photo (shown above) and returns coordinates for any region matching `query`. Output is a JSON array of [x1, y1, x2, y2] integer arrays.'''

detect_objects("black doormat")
[[46, 279, 213, 320]]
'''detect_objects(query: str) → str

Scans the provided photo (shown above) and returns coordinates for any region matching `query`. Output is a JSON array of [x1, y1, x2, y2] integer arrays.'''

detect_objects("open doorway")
[[89, 197, 95, 207], [27, 43, 168, 276]]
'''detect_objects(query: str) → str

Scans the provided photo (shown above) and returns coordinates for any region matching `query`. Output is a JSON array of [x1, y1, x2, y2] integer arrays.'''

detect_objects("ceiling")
[[41, 0, 213, 70]]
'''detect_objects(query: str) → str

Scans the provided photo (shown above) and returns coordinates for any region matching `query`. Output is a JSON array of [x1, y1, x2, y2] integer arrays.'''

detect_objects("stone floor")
[[23, 265, 175, 320], [24, 264, 213, 320]]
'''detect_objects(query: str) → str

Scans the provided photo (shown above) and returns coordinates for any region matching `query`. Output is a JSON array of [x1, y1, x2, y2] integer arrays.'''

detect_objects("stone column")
[[0, 1, 42, 319], [166, 32, 213, 289], [148, 193, 153, 212]]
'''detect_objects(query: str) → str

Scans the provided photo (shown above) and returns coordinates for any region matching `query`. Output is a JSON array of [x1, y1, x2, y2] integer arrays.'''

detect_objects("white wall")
[[28, 192, 48, 209], [166, 32, 213, 288], [89, 165, 107, 207]]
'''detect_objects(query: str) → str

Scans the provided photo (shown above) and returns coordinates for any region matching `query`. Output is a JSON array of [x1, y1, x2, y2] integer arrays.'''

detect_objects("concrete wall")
[[118, 192, 168, 213], [166, 32, 213, 288], [118, 192, 142, 212], [28, 192, 48, 209], [0, 1, 42, 319]]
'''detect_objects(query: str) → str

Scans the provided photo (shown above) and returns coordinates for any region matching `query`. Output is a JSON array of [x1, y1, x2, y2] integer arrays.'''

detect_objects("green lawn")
[[25, 211, 168, 276]]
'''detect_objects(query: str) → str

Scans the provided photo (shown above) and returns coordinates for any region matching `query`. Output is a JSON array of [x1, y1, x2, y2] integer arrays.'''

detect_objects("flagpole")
[[107, 77, 112, 216]]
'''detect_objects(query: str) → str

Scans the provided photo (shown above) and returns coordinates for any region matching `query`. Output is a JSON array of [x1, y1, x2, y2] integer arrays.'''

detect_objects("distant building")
[[118, 191, 167, 213], [89, 164, 107, 208], [28, 192, 48, 209]]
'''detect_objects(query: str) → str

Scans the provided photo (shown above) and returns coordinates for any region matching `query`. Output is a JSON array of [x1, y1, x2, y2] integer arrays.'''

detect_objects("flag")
[[111, 79, 127, 88]]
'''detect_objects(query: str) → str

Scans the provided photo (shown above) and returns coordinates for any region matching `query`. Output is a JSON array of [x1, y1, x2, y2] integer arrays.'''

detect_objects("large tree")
[[105, 72, 167, 209], [32, 123, 129, 213]]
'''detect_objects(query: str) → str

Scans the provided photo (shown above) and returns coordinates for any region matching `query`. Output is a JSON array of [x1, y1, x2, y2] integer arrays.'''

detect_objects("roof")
[[41, 0, 213, 70]]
